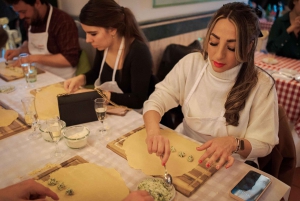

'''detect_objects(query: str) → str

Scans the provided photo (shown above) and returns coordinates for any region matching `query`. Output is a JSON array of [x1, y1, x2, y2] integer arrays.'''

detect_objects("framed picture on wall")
[[153, 0, 222, 8]]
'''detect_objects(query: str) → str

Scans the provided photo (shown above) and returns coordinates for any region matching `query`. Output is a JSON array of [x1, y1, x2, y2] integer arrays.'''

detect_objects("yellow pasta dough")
[[123, 128, 205, 176], [34, 84, 66, 119], [37, 163, 129, 201], [0, 107, 18, 127]]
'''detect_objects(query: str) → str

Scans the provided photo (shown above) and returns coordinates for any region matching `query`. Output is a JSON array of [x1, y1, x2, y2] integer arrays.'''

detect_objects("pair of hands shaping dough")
[[146, 134, 236, 169]]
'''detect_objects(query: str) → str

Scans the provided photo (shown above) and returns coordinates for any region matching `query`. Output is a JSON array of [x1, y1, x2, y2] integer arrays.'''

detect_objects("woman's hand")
[[288, 16, 300, 34], [4, 49, 21, 61], [144, 111, 170, 165], [145, 131, 170, 166], [0, 179, 59, 201], [196, 136, 236, 169], [64, 74, 86, 93]]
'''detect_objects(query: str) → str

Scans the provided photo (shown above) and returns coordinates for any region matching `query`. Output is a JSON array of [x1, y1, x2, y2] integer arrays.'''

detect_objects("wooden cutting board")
[[35, 155, 88, 182], [0, 103, 29, 140], [107, 125, 218, 197], [0, 62, 45, 82]]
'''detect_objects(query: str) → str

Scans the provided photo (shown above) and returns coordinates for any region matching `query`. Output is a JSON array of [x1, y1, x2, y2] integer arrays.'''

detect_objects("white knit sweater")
[[144, 52, 279, 161]]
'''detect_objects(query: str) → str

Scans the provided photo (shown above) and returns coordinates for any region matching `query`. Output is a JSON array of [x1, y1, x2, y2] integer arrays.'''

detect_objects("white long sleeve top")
[[144, 52, 279, 161]]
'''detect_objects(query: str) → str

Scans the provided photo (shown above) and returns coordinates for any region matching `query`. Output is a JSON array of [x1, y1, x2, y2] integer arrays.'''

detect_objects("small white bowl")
[[62, 126, 89, 149]]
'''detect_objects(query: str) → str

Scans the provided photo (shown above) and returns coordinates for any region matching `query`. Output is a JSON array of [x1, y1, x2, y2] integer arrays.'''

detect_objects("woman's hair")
[[288, 0, 297, 10], [0, 26, 8, 48], [203, 2, 261, 126], [79, 0, 147, 56]]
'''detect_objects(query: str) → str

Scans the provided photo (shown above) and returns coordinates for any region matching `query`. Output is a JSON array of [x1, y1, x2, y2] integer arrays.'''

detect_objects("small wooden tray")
[[107, 125, 218, 197], [0, 103, 29, 140], [0, 63, 45, 82], [35, 155, 88, 182]]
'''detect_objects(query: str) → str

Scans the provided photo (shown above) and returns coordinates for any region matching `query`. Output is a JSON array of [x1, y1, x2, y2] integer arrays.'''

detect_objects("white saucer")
[[272, 73, 293, 81], [279, 68, 299, 77], [262, 58, 279, 65]]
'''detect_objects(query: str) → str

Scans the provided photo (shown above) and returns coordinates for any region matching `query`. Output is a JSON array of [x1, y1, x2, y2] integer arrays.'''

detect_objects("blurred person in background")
[[3, 0, 80, 79], [267, 0, 300, 59], [0, 0, 19, 29], [64, 0, 153, 110]]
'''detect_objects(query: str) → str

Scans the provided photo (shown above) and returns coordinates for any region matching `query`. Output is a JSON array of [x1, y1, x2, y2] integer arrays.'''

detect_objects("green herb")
[[57, 182, 66, 190], [48, 178, 58, 186], [66, 188, 74, 195]]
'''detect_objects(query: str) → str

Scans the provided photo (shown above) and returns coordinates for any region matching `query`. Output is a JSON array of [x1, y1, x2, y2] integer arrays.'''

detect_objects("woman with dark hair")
[[143, 2, 278, 170], [0, 26, 8, 48], [266, 0, 300, 59], [64, 0, 153, 110]]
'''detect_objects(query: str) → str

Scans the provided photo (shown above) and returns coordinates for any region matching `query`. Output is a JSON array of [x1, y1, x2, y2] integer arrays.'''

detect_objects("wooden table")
[[0, 58, 291, 200]]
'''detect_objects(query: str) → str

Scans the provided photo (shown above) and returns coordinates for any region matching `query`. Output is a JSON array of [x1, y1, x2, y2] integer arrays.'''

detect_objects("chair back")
[[156, 40, 201, 129], [156, 40, 202, 81], [258, 105, 296, 186], [256, 30, 269, 52]]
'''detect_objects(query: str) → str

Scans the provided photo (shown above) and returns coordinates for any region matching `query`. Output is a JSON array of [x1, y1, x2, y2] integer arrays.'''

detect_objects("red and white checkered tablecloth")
[[255, 52, 300, 137], [259, 19, 273, 31]]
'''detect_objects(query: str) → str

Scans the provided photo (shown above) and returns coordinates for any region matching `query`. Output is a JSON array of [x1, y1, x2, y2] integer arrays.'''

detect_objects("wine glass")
[[46, 119, 66, 157], [21, 97, 39, 140], [19, 53, 30, 88], [94, 98, 107, 135]]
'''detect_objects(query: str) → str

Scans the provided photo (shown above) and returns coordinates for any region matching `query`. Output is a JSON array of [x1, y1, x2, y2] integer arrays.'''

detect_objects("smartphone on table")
[[229, 170, 272, 201]]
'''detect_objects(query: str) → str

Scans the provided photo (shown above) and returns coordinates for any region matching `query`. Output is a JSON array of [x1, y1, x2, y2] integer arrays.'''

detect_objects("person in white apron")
[[4, 1, 79, 79], [93, 37, 143, 113], [94, 37, 124, 94], [143, 2, 278, 170], [64, 0, 153, 111], [28, 5, 75, 79]]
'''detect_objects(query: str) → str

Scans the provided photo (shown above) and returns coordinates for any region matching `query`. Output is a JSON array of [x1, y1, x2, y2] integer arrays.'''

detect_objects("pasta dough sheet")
[[0, 66, 23, 78], [0, 107, 18, 127], [35, 84, 66, 120], [37, 163, 129, 201], [123, 128, 205, 176]]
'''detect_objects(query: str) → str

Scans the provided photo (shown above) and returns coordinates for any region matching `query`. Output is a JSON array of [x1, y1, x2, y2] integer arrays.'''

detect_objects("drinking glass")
[[46, 119, 66, 157], [94, 98, 107, 135], [26, 63, 37, 88], [21, 97, 39, 139], [19, 53, 30, 88]]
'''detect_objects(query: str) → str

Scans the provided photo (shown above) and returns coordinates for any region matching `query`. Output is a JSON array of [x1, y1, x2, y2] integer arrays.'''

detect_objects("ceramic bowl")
[[136, 177, 175, 201], [62, 126, 90, 149]]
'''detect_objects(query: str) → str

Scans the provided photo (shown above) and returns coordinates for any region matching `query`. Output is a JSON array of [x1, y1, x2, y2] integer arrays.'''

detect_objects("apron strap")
[[45, 5, 53, 32], [184, 62, 208, 107], [28, 4, 53, 32], [97, 37, 125, 83]]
